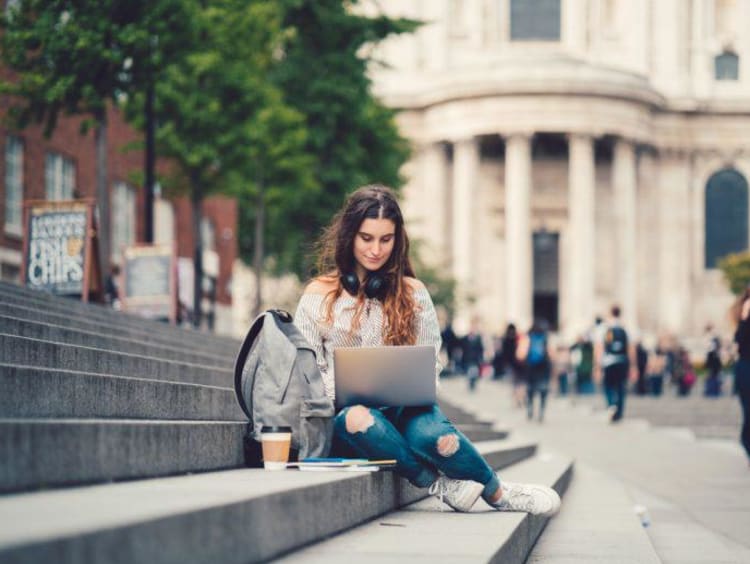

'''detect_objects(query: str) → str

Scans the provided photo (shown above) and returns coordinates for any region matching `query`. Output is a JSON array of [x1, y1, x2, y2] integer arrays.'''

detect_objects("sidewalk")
[[439, 377, 750, 564]]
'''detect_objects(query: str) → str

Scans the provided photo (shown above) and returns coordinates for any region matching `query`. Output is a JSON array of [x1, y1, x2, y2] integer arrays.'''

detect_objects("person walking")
[[441, 321, 461, 375], [294, 184, 561, 514], [462, 319, 484, 392], [501, 323, 526, 407], [594, 305, 635, 422], [704, 324, 723, 397], [732, 288, 750, 466], [517, 320, 554, 422], [570, 334, 595, 394]]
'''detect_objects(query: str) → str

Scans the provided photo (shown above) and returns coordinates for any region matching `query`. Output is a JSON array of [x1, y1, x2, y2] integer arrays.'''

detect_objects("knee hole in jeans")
[[344, 405, 375, 434], [436, 433, 460, 457]]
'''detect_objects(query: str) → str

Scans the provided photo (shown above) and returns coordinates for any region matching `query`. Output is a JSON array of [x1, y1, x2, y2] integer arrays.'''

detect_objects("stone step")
[[454, 423, 509, 442], [0, 283, 240, 353], [279, 451, 574, 563], [0, 301, 238, 357], [525, 461, 659, 563], [0, 364, 244, 420], [0, 439, 536, 563], [0, 418, 247, 493], [438, 401, 494, 426], [0, 315, 233, 368], [0, 334, 233, 387]]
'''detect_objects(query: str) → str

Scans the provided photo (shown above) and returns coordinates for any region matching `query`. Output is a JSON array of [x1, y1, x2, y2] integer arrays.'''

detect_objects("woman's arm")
[[294, 291, 333, 398]]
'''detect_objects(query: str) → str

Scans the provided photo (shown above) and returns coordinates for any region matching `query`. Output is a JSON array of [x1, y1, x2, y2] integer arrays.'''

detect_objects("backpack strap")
[[233, 309, 294, 419]]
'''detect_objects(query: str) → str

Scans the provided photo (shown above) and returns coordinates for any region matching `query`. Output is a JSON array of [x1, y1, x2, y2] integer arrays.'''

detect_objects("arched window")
[[715, 51, 739, 80], [510, 0, 560, 41], [705, 168, 748, 268]]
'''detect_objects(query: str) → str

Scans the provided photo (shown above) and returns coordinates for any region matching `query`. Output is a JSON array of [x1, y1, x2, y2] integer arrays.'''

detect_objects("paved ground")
[[440, 377, 750, 564]]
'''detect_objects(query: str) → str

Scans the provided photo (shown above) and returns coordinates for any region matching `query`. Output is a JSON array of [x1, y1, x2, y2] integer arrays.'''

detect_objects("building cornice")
[[373, 54, 666, 111]]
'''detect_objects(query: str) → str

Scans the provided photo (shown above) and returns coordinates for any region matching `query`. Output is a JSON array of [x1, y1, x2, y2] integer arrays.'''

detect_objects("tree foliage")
[[718, 251, 750, 296], [0, 0, 189, 131], [260, 0, 420, 279]]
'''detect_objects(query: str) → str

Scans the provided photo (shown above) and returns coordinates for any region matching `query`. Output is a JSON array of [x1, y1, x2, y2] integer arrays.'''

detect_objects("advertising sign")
[[121, 244, 177, 322], [22, 199, 99, 301]]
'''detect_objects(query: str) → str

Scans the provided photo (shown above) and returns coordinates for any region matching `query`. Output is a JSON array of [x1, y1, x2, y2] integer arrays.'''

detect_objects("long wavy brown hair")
[[314, 184, 418, 345]]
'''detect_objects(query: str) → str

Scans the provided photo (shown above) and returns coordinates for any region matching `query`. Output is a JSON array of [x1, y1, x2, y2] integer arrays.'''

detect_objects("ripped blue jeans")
[[333, 404, 500, 501]]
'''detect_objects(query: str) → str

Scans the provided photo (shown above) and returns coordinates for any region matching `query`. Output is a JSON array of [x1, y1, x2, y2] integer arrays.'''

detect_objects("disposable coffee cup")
[[260, 425, 292, 470]]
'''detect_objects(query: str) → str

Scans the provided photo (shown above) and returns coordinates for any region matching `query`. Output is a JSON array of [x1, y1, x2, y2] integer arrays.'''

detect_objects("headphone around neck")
[[340, 271, 388, 300]]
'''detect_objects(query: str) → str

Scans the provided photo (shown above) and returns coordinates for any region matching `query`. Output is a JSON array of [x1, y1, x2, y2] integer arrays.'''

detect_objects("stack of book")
[[286, 458, 397, 472]]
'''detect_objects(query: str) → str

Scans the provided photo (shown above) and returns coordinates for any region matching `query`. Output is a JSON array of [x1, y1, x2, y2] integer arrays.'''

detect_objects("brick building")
[[0, 99, 238, 334]]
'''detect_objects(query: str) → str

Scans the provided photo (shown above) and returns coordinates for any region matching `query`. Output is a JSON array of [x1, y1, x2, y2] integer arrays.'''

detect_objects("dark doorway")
[[533, 231, 559, 330], [705, 168, 748, 268]]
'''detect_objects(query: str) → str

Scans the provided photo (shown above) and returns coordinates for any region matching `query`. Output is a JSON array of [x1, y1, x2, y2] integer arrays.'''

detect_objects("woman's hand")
[[742, 298, 750, 321]]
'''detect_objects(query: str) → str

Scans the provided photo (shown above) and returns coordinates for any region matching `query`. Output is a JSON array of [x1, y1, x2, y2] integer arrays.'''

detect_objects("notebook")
[[333, 345, 436, 409]]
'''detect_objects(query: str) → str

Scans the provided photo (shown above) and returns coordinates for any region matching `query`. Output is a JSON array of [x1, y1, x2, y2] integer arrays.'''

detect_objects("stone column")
[[419, 142, 449, 265], [504, 133, 533, 329], [658, 150, 692, 333], [567, 133, 596, 334], [613, 138, 638, 331], [451, 137, 480, 324], [563, 0, 588, 55]]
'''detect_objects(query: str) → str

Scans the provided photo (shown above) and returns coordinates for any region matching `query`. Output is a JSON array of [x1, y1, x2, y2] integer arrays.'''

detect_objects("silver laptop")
[[334, 345, 436, 409]]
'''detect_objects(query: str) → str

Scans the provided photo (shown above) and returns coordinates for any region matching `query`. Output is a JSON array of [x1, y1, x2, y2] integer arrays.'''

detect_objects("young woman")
[[294, 184, 561, 514]]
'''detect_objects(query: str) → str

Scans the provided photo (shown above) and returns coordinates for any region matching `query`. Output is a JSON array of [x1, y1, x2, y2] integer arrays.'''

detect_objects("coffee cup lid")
[[261, 425, 292, 433]]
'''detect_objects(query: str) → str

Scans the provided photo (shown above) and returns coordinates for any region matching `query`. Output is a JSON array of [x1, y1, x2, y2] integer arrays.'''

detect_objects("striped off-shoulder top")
[[293, 283, 443, 401]]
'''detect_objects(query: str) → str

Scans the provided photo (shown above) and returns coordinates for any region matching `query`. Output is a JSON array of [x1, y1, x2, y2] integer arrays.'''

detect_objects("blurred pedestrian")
[[635, 340, 648, 395], [646, 349, 666, 396], [491, 335, 505, 380], [104, 264, 121, 310], [462, 318, 484, 392], [441, 320, 461, 374], [517, 319, 554, 422], [704, 324, 723, 397], [675, 347, 696, 396], [732, 288, 750, 466], [571, 334, 595, 394], [594, 305, 635, 422], [501, 323, 526, 407], [555, 344, 570, 397]]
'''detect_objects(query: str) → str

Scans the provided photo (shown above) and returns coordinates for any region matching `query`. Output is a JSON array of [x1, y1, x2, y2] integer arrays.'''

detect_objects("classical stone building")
[[366, 0, 750, 339]]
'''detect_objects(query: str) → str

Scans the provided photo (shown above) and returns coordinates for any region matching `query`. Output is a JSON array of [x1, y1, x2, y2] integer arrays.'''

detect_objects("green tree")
[[144, 0, 314, 323], [0, 0, 190, 281], [264, 0, 420, 279], [410, 240, 456, 318], [718, 251, 750, 296]]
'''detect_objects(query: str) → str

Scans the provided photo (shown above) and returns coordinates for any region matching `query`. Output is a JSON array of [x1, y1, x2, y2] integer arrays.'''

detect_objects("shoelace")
[[503, 485, 535, 512], [428, 478, 459, 512]]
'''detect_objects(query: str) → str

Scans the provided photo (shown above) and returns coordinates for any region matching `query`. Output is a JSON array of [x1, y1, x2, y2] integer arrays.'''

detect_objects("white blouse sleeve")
[[414, 287, 444, 383], [294, 293, 334, 399]]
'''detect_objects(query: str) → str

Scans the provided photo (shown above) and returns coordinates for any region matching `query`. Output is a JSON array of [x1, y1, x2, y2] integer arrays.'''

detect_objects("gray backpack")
[[234, 309, 335, 463]]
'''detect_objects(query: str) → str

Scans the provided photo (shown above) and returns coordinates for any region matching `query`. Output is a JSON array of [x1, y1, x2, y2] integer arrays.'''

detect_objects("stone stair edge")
[[0, 363, 234, 390], [0, 299, 240, 353], [0, 286, 241, 347], [0, 419, 248, 494], [0, 314, 234, 366], [275, 452, 574, 563], [0, 333, 234, 376], [0, 439, 537, 563], [0, 363, 244, 420]]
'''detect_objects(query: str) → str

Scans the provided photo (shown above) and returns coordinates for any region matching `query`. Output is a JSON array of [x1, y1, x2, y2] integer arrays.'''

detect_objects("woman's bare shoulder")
[[304, 274, 338, 295], [404, 277, 426, 292]]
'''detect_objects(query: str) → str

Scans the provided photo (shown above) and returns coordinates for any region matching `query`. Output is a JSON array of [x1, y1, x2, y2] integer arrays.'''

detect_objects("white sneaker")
[[491, 480, 561, 516], [428, 476, 484, 512]]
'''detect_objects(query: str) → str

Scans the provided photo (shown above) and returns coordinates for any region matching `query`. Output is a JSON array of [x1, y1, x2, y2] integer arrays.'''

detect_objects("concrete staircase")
[[1, 281, 572, 563]]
